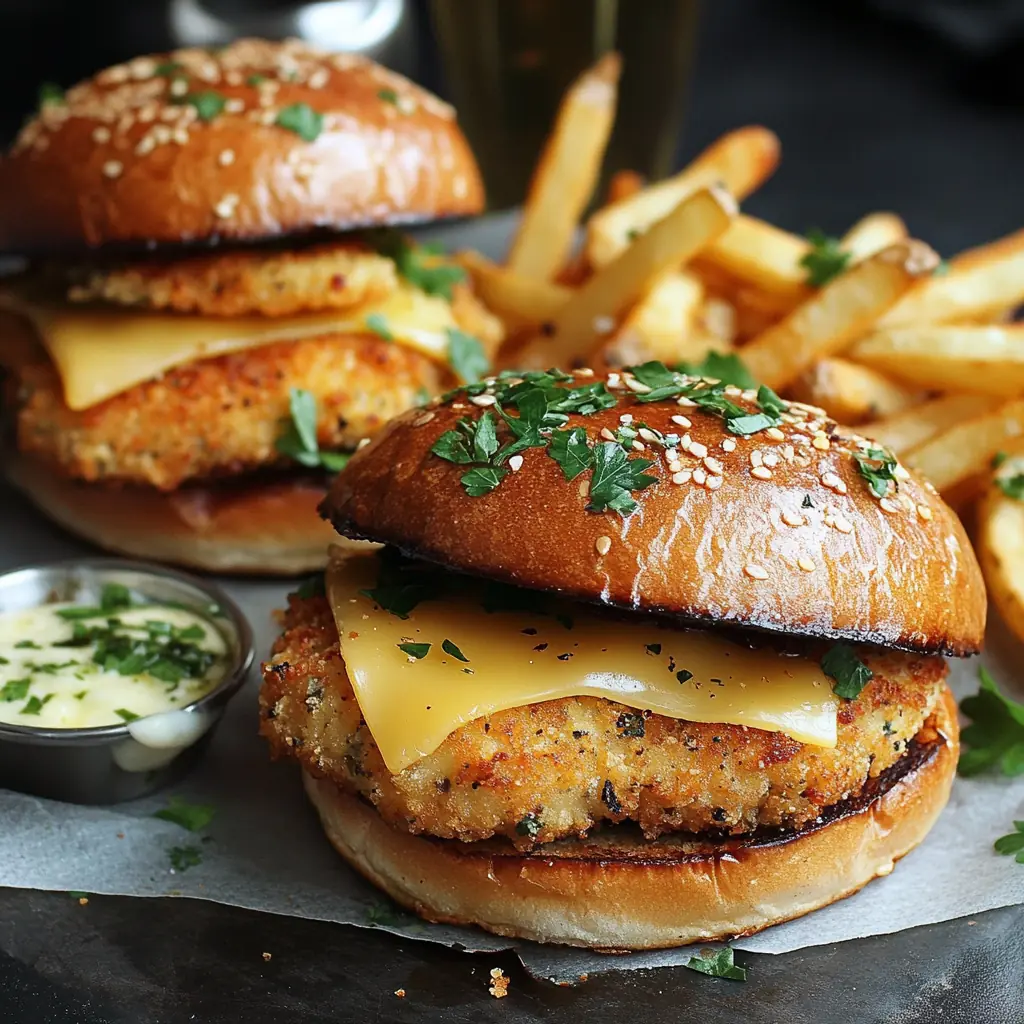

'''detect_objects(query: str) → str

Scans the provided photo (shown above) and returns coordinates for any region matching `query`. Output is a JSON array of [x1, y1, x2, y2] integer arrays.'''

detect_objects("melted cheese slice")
[[326, 553, 839, 774], [0, 283, 456, 410]]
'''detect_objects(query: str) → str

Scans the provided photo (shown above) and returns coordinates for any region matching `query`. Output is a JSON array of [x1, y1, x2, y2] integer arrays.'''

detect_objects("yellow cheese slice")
[[0, 283, 456, 410], [326, 552, 839, 774]]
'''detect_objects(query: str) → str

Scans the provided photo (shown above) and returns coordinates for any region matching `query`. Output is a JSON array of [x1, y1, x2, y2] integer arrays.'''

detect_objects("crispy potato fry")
[[977, 454, 1024, 647], [740, 241, 939, 390], [697, 296, 738, 346], [788, 358, 920, 425], [904, 399, 1024, 493], [606, 169, 645, 205], [457, 250, 571, 329], [585, 126, 780, 269], [880, 227, 1024, 327], [515, 186, 737, 369], [840, 213, 908, 263], [506, 53, 620, 281], [849, 324, 1024, 397], [861, 394, 992, 454], [699, 215, 811, 304]]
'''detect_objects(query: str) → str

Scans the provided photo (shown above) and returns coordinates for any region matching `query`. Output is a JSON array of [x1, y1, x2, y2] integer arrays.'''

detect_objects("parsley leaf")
[[446, 328, 490, 384], [115, 708, 140, 722], [359, 553, 438, 619], [168, 845, 202, 872], [184, 90, 226, 122], [547, 427, 592, 481], [472, 412, 499, 462], [431, 429, 474, 465], [246, 73, 267, 87], [587, 442, 657, 516], [800, 229, 851, 287], [38, 82, 64, 108], [378, 87, 400, 106], [461, 466, 507, 496], [275, 102, 324, 141], [820, 643, 873, 700], [958, 667, 1024, 777], [155, 61, 184, 77], [154, 796, 216, 833], [677, 352, 757, 389], [853, 445, 899, 499], [397, 642, 431, 660], [684, 947, 747, 981], [994, 821, 1024, 863], [365, 312, 393, 342], [363, 230, 467, 300], [515, 814, 542, 839], [21, 694, 54, 716], [0, 679, 30, 702], [996, 472, 1024, 501], [275, 387, 349, 474], [616, 711, 645, 738], [441, 639, 469, 662]]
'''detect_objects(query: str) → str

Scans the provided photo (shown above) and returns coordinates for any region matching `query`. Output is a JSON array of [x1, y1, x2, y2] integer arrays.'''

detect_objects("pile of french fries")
[[456, 54, 1024, 648]]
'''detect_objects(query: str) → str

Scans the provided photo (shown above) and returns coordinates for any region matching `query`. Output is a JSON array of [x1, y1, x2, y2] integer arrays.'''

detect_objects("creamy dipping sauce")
[[0, 583, 228, 729]]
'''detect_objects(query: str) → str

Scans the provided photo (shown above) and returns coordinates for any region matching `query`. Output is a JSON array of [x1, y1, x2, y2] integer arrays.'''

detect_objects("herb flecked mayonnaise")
[[0, 583, 228, 729]]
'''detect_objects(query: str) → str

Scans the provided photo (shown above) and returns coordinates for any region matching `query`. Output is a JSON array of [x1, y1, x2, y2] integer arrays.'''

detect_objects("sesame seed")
[[309, 68, 330, 89], [102, 160, 123, 179], [172, 127, 189, 145], [812, 433, 831, 451], [750, 450, 763, 468], [595, 536, 612, 556], [671, 414, 692, 428], [631, 440, 645, 452], [724, 385, 742, 397], [692, 467, 707, 486], [782, 511, 806, 527], [894, 464, 910, 481], [703, 456, 723, 475], [411, 411, 435, 427], [751, 466, 773, 481], [214, 193, 240, 218], [593, 315, 615, 334], [470, 394, 496, 407], [219, 148, 235, 166], [508, 455, 524, 472], [679, 434, 692, 452], [762, 452, 779, 468], [600, 427, 617, 442], [672, 470, 692, 485], [226, 71, 243, 86], [619, 414, 633, 425], [880, 497, 901, 514], [821, 472, 847, 494], [92, 126, 111, 143], [721, 438, 736, 452], [766, 427, 785, 442], [169, 78, 188, 97], [833, 515, 854, 534], [706, 474, 723, 491], [798, 556, 816, 572], [577, 368, 595, 377], [624, 376, 652, 394], [676, 396, 698, 408], [668, 460, 684, 474], [606, 373, 621, 389], [153, 125, 172, 144], [689, 441, 708, 459], [225, 98, 245, 114], [638, 428, 659, 443], [578, 478, 591, 498], [745, 564, 769, 580], [135, 136, 155, 156]]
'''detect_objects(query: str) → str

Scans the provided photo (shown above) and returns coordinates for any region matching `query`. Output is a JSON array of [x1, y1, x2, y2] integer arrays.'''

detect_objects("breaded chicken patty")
[[16, 333, 442, 490], [260, 594, 948, 848]]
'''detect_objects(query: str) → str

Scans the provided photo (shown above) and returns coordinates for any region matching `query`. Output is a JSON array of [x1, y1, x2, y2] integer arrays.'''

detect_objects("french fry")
[[515, 185, 737, 369], [506, 53, 620, 281], [903, 399, 1024, 493], [457, 250, 571, 329], [977, 453, 1024, 648], [880, 226, 1024, 327], [788, 358, 920, 425], [740, 241, 939, 390], [840, 213, 908, 263], [861, 393, 992, 454], [606, 169, 645, 205], [849, 324, 1024, 397], [585, 126, 780, 269], [699, 215, 811, 305], [697, 296, 738, 346]]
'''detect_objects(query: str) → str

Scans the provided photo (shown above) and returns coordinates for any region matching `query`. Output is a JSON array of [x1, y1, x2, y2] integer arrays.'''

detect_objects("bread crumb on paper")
[[394, 989, 406, 998], [78, 897, 89, 906], [262, 952, 272, 962], [488, 967, 509, 999]]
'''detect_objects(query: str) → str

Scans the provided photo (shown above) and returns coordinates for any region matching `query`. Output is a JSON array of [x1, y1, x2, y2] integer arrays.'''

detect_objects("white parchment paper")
[[0, 488, 1022, 981]]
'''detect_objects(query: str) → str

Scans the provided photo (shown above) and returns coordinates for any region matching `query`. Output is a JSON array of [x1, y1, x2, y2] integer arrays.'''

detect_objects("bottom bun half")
[[8, 454, 347, 575], [303, 687, 958, 950]]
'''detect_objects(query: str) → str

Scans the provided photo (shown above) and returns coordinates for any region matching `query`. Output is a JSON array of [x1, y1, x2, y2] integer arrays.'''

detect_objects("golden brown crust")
[[260, 592, 947, 844], [300, 688, 957, 949], [6, 454, 359, 574], [323, 369, 986, 655], [14, 331, 443, 489], [0, 39, 483, 251]]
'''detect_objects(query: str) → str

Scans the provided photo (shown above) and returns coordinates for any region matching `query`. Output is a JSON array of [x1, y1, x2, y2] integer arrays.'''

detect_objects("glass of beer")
[[428, 0, 700, 209]]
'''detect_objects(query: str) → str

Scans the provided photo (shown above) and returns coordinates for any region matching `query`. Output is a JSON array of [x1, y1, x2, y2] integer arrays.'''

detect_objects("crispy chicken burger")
[[0, 38, 501, 574], [260, 363, 984, 949]]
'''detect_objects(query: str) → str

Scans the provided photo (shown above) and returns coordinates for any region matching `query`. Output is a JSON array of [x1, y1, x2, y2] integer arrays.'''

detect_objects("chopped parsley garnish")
[[992, 451, 1008, 468], [58, 582, 133, 620], [802, 494, 814, 509], [365, 312, 394, 342], [820, 643, 873, 700], [15, 640, 40, 650], [601, 779, 622, 813], [994, 821, 1024, 864], [441, 639, 469, 662], [292, 573, 326, 600], [154, 797, 216, 832], [958, 667, 1024, 777], [397, 642, 431, 660], [684, 947, 747, 981], [168, 845, 202, 872], [115, 708, 140, 722], [446, 328, 490, 384], [852, 445, 899, 499], [360, 553, 438, 619], [547, 427, 593, 481], [366, 900, 401, 925], [155, 61, 184, 77], [38, 82, 64, 108], [275, 102, 324, 141], [677, 351, 758, 390], [587, 443, 657, 515], [800, 229, 851, 287], [246, 73, 267, 87], [933, 259, 951, 277], [362, 229, 466, 301], [21, 694, 53, 716], [676, 669, 693, 684], [645, 643, 662, 656], [182, 89, 226, 122], [460, 465, 507, 496], [996, 472, 1024, 501], [276, 387, 351, 473], [515, 814, 542, 839], [0, 679, 30, 702], [378, 87, 400, 106], [616, 711, 645, 738]]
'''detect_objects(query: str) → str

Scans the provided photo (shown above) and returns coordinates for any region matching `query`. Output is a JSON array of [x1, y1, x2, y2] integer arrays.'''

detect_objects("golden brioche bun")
[[302, 687, 957, 950], [0, 38, 483, 251], [7, 454, 356, 575], [322, 370, 986, 655]]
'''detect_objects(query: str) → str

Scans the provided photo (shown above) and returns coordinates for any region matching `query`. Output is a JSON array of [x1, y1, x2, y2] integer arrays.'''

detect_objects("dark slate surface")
[[3, 1, 1024, 1021]]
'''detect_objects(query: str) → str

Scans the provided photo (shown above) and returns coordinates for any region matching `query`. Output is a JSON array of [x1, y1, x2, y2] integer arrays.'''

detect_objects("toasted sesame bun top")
[[321, 366, 986, 656], [0, 38, 484, 253]]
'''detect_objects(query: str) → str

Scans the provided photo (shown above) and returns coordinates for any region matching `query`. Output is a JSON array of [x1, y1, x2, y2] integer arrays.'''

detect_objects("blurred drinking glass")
[[428, 0, 700, 209]]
